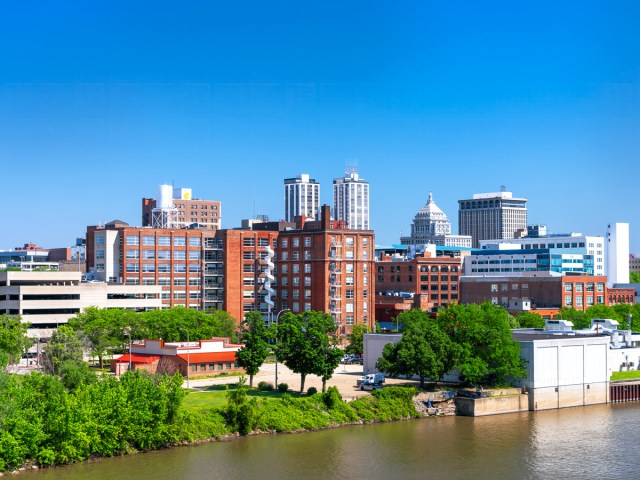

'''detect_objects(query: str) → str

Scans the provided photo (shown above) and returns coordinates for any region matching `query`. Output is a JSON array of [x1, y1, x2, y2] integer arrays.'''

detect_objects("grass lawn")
[[611, 370, 640, 382], [182, 385, 303, 412]]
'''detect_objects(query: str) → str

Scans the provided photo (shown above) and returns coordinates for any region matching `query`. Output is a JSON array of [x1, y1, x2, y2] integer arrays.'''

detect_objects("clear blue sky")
[[1, 1, 638, 251]]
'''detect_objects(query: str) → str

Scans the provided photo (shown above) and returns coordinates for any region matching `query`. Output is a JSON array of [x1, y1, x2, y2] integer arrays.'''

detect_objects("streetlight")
[[124, 330, 132, 373], [180, 329, 191, 389], [274, 308, 290, 389]]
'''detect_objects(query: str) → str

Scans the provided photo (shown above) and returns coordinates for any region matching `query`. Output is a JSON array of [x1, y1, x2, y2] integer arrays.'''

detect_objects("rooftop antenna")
[[345, 161, 358, 177], [500, 185, 506, 192]]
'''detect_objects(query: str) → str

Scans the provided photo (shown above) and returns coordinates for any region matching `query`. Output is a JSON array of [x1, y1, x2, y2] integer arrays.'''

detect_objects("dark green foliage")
[[0, 315, 33, 369], [515, 311, 545, 329], [630, 271, 640, 284], [40, 325, 84, 375], [257, 381, 274, 391], [376, 310, 459, 388], [277, 383, 289, 393], [306, 386, 318, 395], [59, 360, 97, 391], [276, 311, 342, 393], [236, 312, 270, 387], [225, 376, 257, 435], [437, 303, 526, 385], [0, 370, 186, 471], [345, 324, 369, 355], [322, 386, 342, 409]]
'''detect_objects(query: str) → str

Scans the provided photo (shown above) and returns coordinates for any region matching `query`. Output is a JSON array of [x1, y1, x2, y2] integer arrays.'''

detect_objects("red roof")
[[176, 352, 237, 363], [113, 354, 160, 364]]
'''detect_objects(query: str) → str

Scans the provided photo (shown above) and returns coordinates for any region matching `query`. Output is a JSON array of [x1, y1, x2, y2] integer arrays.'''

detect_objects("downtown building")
[[458, 190, 527, 248], [284, 174, 320, 222], [333, 169, 370, 230], [142, 185, 221, 230], [274, 205, 375, 334], [400, 192, 472, 248]]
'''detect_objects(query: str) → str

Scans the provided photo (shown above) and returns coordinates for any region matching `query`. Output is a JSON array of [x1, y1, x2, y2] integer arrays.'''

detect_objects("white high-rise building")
[[333, 169, 370, 230], [607, 222, 630, 286], [284, 174, 320, 222]]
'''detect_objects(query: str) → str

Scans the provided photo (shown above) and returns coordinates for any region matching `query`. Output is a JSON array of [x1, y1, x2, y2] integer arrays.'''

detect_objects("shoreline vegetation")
[[0, 371, 420, 475]]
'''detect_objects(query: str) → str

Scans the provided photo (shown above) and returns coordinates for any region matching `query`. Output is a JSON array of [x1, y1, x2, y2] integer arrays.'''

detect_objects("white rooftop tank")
[[157, 184, 174, 209]]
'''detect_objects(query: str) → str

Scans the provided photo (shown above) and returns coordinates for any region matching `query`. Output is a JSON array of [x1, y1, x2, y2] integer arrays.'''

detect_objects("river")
[[22, 403, 640, 480]]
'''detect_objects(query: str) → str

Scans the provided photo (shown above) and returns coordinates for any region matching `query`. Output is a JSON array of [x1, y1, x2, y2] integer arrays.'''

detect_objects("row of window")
[[564, 283, 605, 292], [126, 263, 201, 273], [564, 295, 605, 307], [126, 250, 201, 260], [379, 265, 459, 273], [124, 236, 202, 247]]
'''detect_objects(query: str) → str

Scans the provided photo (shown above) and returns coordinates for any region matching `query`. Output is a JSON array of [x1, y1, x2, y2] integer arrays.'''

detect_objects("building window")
[[243, 238, 255, 247], [96, 263, 105, 272], [189, 264, 201, 273], [292, 302, 300, 313], [174, 251, 186, 260], [158, 236, 171, 246], [142, 250, 154, 260], [346, 251, 354, 260], [304, 251, 312, 260], [576, 296, 583, 307], [304, 264, 311, 273], [304, 302, 311, 312], [292, 251, 300, 261], [243, 252, 255, 260], [174, 264, 186, 273], [491, 297, 498, 305], [126, 250, 139, 259], [304, 276, 311, 286], [491, 284, 498, 292], [174, 237, 186, 247], [126, 277, 140, 285], [346, 315, 354, 325], [346, 303, 354, 313], [575, 284, 583, 293], [501, 284, 508, 292], [142, 236, 155, 246], [126, 236, 140, 246], [565, 296, 572, 306], [564, 284, 573, 292], [281, 239, 288, 248], [158, 277, 171, 286], [142, 278, 156, 285], [346, 289, 354, 299], [189, 278, 201, 286], [96, 235, 105, 246], [346, 264, 354, 274], [142, 263, 155, 273], [158, 250, 170, 260], [292, 238, 300, 248], [174, 278, 186, 286], [158, 264, 171, 273], [281, 252, 288, 261], [346, 276, 354, 286], [126, 263, 139, 273], [189, 237, 201, 247], [189, 250, 201, 261], [304, 237, 312, 247]]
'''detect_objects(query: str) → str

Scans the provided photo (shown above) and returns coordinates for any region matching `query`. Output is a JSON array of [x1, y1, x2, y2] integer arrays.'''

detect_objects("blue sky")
[[0, 1, 638, 250]]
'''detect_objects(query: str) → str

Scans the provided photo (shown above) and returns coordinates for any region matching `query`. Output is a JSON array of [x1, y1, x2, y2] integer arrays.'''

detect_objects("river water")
[[22, 403, 640, 480]]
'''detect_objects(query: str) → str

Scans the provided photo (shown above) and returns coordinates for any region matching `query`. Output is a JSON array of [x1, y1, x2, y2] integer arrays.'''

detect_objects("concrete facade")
[[513, 333, 610, 411], [607, 223, 630, 286]]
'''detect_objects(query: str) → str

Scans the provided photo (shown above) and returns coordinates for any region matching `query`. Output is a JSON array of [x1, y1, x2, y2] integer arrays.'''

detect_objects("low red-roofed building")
[[111, 337, 243, 378]]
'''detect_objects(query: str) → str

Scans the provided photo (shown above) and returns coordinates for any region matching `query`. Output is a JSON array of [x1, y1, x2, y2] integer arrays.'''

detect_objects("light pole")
[[124, 330, 132, 373], [186, 330, 191, 389], [274, 308, 290, 389]]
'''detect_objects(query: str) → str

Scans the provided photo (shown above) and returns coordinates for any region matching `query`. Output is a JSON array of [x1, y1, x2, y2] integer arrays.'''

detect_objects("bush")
[[323, 386, 342, 409], [307, 386, 318, 396], [277, 383, 289, 393], [257, 381, 274, 391]]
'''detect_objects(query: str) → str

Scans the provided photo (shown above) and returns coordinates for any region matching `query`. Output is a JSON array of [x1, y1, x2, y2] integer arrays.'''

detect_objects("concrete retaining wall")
[[455, 394, 529, 416]]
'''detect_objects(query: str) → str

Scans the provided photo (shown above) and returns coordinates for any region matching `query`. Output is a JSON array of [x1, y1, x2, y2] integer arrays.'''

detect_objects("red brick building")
[[459, 273, 634, 315], [375, 253, 463, 318], [275, 205, 375, 333], [142, 195, 221, 230]]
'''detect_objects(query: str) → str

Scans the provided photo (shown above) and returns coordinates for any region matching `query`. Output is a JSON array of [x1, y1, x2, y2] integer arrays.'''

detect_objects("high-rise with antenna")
[[283, 174, 320, 222], [333, 166, 370, 230]]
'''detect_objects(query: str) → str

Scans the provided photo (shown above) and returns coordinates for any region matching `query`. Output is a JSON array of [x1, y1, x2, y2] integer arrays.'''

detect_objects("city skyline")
[[0, 1, 638, 249]]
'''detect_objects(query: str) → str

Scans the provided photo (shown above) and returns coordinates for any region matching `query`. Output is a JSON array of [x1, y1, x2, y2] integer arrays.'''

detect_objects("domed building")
[[400, 193, 472, 247]]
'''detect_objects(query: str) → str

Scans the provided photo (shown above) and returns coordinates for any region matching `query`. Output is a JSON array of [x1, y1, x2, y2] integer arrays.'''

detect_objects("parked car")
[[359, 380, 383, 391], [341, 354, 363, 365], [356, 373, 385, 387]]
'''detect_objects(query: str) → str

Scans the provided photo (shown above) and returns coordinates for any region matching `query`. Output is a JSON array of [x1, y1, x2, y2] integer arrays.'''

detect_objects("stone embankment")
[[414, 391, 456, 416]]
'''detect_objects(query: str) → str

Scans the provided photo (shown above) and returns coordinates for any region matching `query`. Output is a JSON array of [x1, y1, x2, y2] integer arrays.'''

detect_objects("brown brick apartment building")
[[375, 253, 463, 314], [275, 205, 375, 333], [459, 273, 635, 315], [142, 195, 221, 230]]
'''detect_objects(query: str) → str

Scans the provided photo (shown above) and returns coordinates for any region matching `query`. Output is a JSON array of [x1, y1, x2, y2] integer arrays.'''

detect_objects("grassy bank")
[[0, 371, 419, 473], [611, 370, 640, 382], [177, 384, 419, 442]]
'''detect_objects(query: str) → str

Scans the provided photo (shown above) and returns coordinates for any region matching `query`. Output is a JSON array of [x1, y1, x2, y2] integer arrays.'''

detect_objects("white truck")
[[356, 373, 385, 387]]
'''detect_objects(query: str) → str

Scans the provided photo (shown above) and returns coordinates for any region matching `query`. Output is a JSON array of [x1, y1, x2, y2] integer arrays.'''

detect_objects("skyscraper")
[[458, 190, 527, 248], [284, 174, 320, 222], [333, 168, 369, 230]]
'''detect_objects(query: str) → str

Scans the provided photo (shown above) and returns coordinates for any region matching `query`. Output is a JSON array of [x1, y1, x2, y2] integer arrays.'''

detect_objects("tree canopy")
[[437, 303, 526, 386], [376, 309, 458, 388], [235, 312, 270, 387], [345, 323, 369, 355], [276, 311, 342, 393], [0, 315, 32, 369]]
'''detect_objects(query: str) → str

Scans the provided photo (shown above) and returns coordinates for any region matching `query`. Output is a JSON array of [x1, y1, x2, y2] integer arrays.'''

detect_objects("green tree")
[[630, 271, 640, 284], [0, 315, 32, 369], [438, 303, 526, 386], [41, 326, 84, 375], [277, 311, 341, 393], [235, 312, 270, 387], [225, 376, 257, 435], [345, 323, 369, 355], [515, 311, 545, 329], [554, 307, 590, 330], [376, 309, 458, 388]]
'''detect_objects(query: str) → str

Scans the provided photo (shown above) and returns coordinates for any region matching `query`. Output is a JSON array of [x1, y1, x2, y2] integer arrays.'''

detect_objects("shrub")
[[277, 383, 289, 393], [307, 386, 318, 396], [257, 381, 274, 391], [323, 386, 342, 409]]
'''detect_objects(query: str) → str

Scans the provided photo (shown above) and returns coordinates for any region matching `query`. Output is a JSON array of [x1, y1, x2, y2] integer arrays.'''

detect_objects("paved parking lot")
[[185, 362, 415, 399]]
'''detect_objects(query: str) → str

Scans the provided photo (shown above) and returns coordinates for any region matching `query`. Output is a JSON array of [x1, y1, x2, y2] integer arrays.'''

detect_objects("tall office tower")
[[607, 222, 630, 286], [333, 168, 370, 230], [284, 174, 320, 222], [458, 190, 527, 248]]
